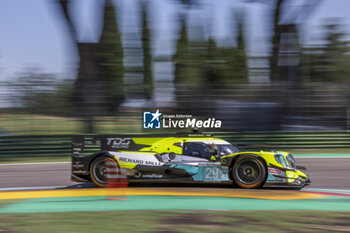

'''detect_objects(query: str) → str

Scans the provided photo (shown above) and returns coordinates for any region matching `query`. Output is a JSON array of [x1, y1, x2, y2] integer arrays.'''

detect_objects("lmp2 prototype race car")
[[71, 131, 310, 189]]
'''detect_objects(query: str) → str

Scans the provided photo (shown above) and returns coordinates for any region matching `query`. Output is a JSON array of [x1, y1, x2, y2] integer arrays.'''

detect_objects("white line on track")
[[0, 162, 70, 166], [296, 156, 350, 159], [303, 188, 350, 193]]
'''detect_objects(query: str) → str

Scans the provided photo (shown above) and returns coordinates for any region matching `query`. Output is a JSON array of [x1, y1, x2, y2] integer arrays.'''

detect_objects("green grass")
[[0, 210, 349, 233], [0, 113, 142, 135], [0, 114, 83, 135], [0, 200, 17, 208]]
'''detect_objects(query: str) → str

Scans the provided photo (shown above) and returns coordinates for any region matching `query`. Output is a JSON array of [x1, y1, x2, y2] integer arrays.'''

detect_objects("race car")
[[71, 131, 310, 189]]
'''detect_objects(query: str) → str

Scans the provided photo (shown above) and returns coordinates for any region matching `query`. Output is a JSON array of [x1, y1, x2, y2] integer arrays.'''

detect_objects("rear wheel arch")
[[89, 153, 117, 187], [88, 152, 115, 172]]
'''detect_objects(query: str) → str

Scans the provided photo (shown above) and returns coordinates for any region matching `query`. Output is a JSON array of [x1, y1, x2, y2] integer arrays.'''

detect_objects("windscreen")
[[206, 144, 240, 156]]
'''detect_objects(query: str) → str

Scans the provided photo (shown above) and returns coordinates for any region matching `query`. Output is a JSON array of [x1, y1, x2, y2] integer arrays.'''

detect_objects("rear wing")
[[72, 135, 146, 156], [72, 135, 86, 156]]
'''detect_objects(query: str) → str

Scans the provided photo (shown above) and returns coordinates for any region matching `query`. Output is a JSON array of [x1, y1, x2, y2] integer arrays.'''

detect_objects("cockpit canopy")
[[182, 141, 240, 159]]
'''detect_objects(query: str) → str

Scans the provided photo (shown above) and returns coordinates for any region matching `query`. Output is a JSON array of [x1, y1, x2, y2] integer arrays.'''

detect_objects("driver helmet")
[[207, 144, 219, 155]]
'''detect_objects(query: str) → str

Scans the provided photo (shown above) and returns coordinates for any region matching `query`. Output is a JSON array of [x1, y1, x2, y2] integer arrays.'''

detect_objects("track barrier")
[[0, 131, 349, 159]]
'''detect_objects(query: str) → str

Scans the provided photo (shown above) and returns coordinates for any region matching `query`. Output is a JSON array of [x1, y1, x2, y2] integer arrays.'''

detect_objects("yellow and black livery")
[[71, 131, 310, 189]]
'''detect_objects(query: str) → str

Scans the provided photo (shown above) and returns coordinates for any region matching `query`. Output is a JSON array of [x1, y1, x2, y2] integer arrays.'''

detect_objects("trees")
[[172, 6, 249, 116], [7, 68, 73, 115], [234, 14, 248, 83], [173, 18, 190, 85], [268, 0, 321, 83], [301, 21, 350, 82], [208, 11, 248, 85], [173, 13, 211, 112], [269, 0, 284, 82], [141, 1, 153, 101], [57, 0, 124, 133], [174, 10, 249, 87], [98, 0, 125, 111]]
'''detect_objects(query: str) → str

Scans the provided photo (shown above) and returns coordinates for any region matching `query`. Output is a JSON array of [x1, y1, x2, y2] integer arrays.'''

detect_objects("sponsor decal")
[[72, 170, 88, 175], [106, 138, 132, 149], [72, 161, 84, 169], [72, 164, 84, 169], [119, 157, 162, 166], [72, 147, 82, 156], [142, 174, 163, 178], [204, 167, 228, 181], [143, 109, 222, 130], [268, 168, 282, 175]]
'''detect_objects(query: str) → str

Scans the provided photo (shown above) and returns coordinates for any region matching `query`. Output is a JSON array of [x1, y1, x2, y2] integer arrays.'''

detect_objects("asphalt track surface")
[[0, 158, 349, 190]]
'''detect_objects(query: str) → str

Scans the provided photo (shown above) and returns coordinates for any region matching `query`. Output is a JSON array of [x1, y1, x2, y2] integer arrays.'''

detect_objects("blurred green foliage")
[[207, 12, 248, 85], [301, 21, 350, 82], [7, 69, 74, 116], [174, 12, 248, 86], [98, 0, 125, 112], [141, 1, 154, 100], [3, 2, 350, 134]]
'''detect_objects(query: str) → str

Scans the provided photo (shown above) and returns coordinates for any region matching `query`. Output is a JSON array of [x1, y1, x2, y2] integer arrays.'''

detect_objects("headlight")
[[286, 154, 296, 169]]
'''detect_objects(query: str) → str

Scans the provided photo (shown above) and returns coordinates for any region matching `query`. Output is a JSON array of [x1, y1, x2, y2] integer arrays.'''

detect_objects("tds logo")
[[106, 138, 132, 149], [143, 109, 162, 129]]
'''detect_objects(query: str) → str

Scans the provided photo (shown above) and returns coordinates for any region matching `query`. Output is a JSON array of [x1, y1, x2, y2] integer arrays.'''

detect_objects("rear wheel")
[[232, 155, 266, 189], [90, 156, 117, 187]]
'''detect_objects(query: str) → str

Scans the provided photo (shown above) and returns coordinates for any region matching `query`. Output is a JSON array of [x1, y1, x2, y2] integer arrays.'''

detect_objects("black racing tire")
[[232, 155, 266, 189], [89, 155, 117, 187]]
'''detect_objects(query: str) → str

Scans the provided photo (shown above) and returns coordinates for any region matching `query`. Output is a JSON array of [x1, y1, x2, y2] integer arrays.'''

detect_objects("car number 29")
[[204, 167, 228, 181]]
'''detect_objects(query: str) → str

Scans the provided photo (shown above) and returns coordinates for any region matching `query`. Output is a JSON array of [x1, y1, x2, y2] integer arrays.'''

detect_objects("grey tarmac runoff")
[[1, 158, 350, 190]]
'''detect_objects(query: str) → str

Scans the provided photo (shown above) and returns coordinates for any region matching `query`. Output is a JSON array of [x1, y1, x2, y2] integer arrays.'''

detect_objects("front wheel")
[[232, 155, 266, 189]]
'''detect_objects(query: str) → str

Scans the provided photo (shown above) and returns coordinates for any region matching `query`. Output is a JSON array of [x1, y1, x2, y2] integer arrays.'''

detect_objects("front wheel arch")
[[229, 154, 268, 189]]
